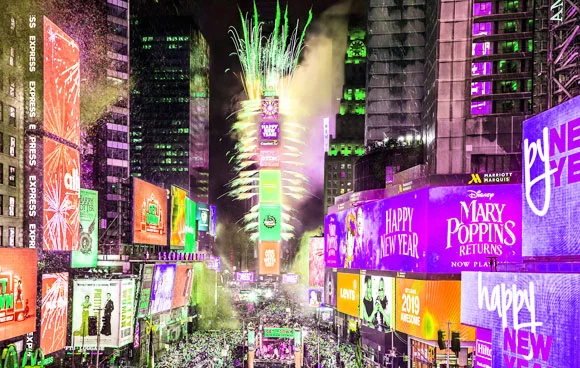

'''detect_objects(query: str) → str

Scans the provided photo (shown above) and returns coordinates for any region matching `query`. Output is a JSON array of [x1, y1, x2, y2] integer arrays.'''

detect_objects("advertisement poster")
[[324, 269, 337, 306], [473, 327, 492, 368], [72, 279, 135, 348], [209, 205, 217, 236], [428, 184, 522, 272], [172, 265, 194, 308], [260, 122, 279, 146], [0, 248, 37, 341], [396, 278, 474, 341], [43, 137, 81, 251], [522, 96, 580, 257], [137, 264, 154, 318], [150, 264, 176, 314], [133, 178, 168, 246], [236, 271, 255, 283], [282, 273, 299, 284], [259, 170, 282, 203], [308, 289, 322, 308], [309, 237, 324, 287], [170, 186, 187, 248], [43, 17, 80, 146], [184, 198, 197, 253], [359, 274, 394, 332], [197, 203, 209, 233], [258, 241, 280, 275], [336, 272, 360, 317], [72, 189, 98, 267], [462, 272, 580, 368], [259, 204, 282, 241], [41, 273, 69, 355]]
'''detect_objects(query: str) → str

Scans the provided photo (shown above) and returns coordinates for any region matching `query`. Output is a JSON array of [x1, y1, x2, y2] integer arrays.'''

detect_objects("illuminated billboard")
[[171, 264, 194, 309], [209, 205, 217, 236], [324, 269, 337, 306], [259, 170, 282, 203], [72, 189, 98, 267], [41, 273, 68, 355], [462, 272, 580, 368], [236, 271, 255, 283], [282, 273, 298, 284], [522, 95, 580, 257], [258, 241, 280, 275], [0, 248, 38, 341], [197, 203, 209, 232], [260, 122, 279, 146], [184, 198, 197, 253], [395, 278, 474, 341], [308, 237, 324, 287], [137, 264, 154, 318], [336, 272, 360, 317], [170, 186, 187, 247], [133, 178, 168, 246], [259, 204, 282, 241], [150, 264, 176, 314], [72, 278, 135, 348], [308, 289, 322, 308], [359, 274, 394, 332], [259, 149, 280, 168]]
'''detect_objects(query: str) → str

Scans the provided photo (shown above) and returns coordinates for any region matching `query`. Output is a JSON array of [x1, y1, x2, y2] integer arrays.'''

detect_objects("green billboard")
[[259, 170, 281, 203], [264, 327, 293, 338], [259, 204, 282, 241], [184, 198, 197, 253], [71, 189, 98, 268]]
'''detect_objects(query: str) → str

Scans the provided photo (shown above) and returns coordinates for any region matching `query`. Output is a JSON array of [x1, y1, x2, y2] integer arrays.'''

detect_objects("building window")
[[10, 17, 15, 31], [499, 80, 518, 93], [0, 132, 3, 153], [8, 226, 15, 247], [471, 154, 521, 172], [0, 195, 3, 215], [501, 41, 519, 53], [0, 226, 3, 245], [9, 81, 15, 97], [8, 196, 15, 216], [9, 136, 15, 157], [0, 102, 3, 122], [0, 163, 3, 184], [503, 21, 518, 33], [8, 106, 15, 126], [503, 0, 519, 12], [8, 166, 15, 187], [498, 60, 518, 73]]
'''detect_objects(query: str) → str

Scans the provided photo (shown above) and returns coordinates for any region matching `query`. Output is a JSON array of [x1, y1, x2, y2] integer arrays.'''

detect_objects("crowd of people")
[[303, 329, 358, 368]]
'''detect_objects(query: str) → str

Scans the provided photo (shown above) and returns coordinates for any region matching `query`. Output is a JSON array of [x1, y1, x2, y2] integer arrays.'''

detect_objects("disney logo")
[[467, 190, 495, 200]]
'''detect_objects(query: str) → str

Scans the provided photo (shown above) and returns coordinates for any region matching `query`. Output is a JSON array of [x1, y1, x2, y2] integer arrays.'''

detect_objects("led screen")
[[209, 205, 217, 236], [462, 272, 580, 368], [0, 248, 38, 341], [522, 95, 580, 256], [236, 271, 255, 283], [43, 137, 80, 251], [184, 198, 197, 253], [308, 237, 324, 287], [473, 327, 492, 368], [258, 241, 280, 275], [197, 203, 209, 232], [137, 264, 154, 318], [41, 273, 68, 354], [259, 170, 282, 203], [282, 273, 299, 284], [150, 264, 176, 314], [133, 178, 168, 246], [323, 270, 337, 307], [359, 275, 394, 332], [259, 204, 282, 241], [259, 149, 280, 168], [171, 264, 194, 309], [260, 122, 279, 146], [170, 186, 187, 247], [395, 278, 474, 341], [72, 189, 98, 267], [308, 289, 322, 308], [336, 272, 360, 317], [72, 279, 135, 348]]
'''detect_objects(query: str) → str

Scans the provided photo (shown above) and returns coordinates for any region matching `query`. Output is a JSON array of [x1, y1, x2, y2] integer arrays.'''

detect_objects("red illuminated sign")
[[41, 273, 68, 354]]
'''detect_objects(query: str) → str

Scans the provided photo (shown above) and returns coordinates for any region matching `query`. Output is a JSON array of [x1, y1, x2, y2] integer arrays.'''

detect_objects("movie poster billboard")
[[462, 272, 580, 368], [72, 189, 98, 267], [359, 274, 394, 332], [41, 273, 68, 355], [309, 237, 324, 287], [396, 278, 474, 341], [258, 241, 280, 275], [336, 272, 360, 317], [170, 186, 187, 247], [184, 198, 197, 253], [172, 264, 194, 309], [133, 178, 168, 246], [427, 184, 522, 272], [137, 264, 154, 318], [324, 269, 337, 306], [209, 205, 217, 236], [150, 264, 176, 314], [259, 170, 281, 203], [522, 96, 580, 257], [197, 203, 209, 232], [308, 289, 322, 308], [72, 279, 135, 348], [0, 248, 37, 341], [259, 204, 282, 241]]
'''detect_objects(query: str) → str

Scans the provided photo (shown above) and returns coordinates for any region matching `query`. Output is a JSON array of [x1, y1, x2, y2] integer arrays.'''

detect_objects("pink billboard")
[[308, 237, 324, 287]]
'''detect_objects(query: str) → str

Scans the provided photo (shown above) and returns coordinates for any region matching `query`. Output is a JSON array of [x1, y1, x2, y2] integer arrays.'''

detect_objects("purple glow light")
[[471, 81, 492, 95], [473, 2, 493, 16], [472, 42, 491, 56], [471, 101, 492, 115]]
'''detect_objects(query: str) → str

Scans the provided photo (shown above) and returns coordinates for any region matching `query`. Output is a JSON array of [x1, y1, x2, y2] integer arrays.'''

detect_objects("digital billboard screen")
[[133, 178, 168, 246], [258, 241, 280, 275], [396, 278, 474, 341], [260, 122, 279, 146], [72, 278, 135, 348], [72, 189, 98, 267], [522, 95, 580, 257], [324, 269, 337, 307], [150, 264, 176, 314], [282, 273, 299, 284], [184, 198, 197, 253], [259, 204, 282, 241], [462, 272, 580, 368], [259, 170, 281, 203], [236, 271, 255, 283], [170, 186, 187, 248], [197, 203, 209, 233], [171, 264, 194, 309], [359, 274, 394, 332], [0, 248, 38, 341], [308, 289, 322, 308], [209, 205, 217, 236], [41, 273, 68, 355], [336, 272, 360, 317], [137, 264, 154, 318], [308, 237, 324, 287]]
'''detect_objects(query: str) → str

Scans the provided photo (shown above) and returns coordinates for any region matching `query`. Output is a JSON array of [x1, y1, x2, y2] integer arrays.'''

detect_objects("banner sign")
[[260, 122, 279, 146], [308, 237, 324, 287], [133, 178, 168, 246], [336, 272, 360, 317], [150, 264, 176, 314], [473, 327, 492, 368], [236, 272, 255, 283], [522, 95, 580, 256], [41, 273, 68, 355], [359, 275, 394, 332], [72, 189, 98, 267], [264, 327, 293, 338], [462, 272, 580, 368]]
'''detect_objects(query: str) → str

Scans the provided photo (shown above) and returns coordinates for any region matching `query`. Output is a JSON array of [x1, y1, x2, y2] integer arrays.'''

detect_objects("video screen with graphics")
[[150, 264, 176, 314], [259, 204, 282, 241], [0, 248, 38, 341], [184, 198, 197, 252], [336, 272, 360, 317], [259, 242, 281, 275], [133, 178, 168, 246], [170, 186, 187, 247], [324, 270, 337, 307], [308, 237, 324, 287], [359, 274, 395, 332], [307, 289, 322, 308], [172, 264, 194, 308], [41, 273, 69, 355], [72, 189, 98, 267], [197, 203, 210, 232]]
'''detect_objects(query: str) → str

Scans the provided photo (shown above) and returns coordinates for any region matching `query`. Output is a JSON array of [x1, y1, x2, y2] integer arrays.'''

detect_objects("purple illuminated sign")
[[473, 327, 492, 368], [236, 271, 255, 283], [282, 273, 299, 284], [523, 95, 580, 256], [323, 269, 336, 306], [150, 264, 176, 314], [462, 272, 580, 368], [471, 2, 493, 116], [260, 122, 279, 146]]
